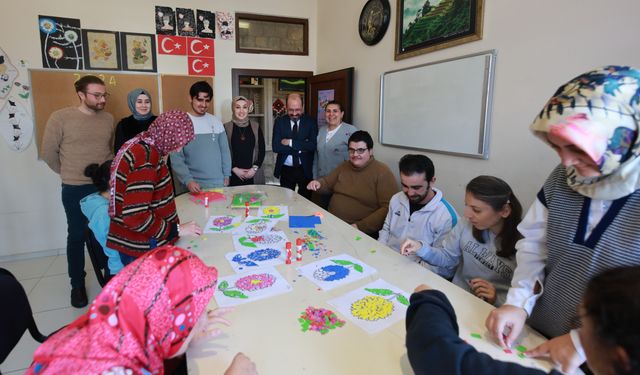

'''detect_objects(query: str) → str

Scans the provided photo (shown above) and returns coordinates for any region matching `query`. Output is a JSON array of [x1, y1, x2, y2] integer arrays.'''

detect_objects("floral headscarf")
[[27, 246, 217, 375], [531, 66, 640, 199]]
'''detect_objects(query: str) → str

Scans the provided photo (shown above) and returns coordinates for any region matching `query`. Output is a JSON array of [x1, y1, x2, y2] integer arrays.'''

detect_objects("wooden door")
[[306, 67, 354, 127]]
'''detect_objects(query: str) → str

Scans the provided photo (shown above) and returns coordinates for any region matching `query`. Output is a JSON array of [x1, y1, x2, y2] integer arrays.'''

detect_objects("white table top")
[[181, 185, 554, 374]]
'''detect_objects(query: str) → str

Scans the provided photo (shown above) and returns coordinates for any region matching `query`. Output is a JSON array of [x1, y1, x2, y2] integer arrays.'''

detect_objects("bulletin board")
[[30, 69, 159, 154], [160, 74, 214, 114], [379, 50, 496, 159]]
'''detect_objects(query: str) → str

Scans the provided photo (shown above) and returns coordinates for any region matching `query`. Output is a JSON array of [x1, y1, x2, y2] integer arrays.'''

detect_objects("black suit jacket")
[[272, 114, 317, 179]]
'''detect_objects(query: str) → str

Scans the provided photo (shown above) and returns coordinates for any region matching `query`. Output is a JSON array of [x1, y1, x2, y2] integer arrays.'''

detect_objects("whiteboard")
[[379, 50, 496, 159]]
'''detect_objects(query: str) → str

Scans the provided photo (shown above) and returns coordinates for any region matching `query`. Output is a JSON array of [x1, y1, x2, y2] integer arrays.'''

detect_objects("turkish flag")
[[187, 37, 214, 57], [188, 56, 215, 76], [157, 35, 187, 55]]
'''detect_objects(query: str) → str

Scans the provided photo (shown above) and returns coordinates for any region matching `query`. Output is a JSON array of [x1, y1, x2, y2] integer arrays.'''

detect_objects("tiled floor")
[[0, 254, 102, 374]]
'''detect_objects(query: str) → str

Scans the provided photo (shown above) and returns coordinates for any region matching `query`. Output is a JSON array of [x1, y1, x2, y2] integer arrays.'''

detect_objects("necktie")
[[292, 120, 300, 166]]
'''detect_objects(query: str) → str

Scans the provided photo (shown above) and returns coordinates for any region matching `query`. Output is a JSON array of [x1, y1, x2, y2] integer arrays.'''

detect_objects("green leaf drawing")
[[266, 214, 285, 219], [247, 219, 262, 223], [396, 294, 410, 306], [223, 290, 248, 299], [223, 225, 235, 230], [218, 281, 229, 290], [239, 237, 258, 248], [365, 288, 394, 296], [353, 264, 364, 273], [332, 260, 353, 266]]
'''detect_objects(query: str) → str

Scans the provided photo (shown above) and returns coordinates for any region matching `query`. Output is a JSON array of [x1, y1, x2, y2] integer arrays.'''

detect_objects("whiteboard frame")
[[379, 50, 496, 159]]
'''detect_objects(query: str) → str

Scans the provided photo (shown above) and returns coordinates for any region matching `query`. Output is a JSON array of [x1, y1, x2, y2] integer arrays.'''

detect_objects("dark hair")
[[465, 176, 523, 258], [84, 160, 112, 192], [74, 75, 105, 93], [399, 154, 435, 180], [189, 81, 213, 98], [583, 266, 640, 374], [348, 130, 374, 149], [325, 100, 343, 112]]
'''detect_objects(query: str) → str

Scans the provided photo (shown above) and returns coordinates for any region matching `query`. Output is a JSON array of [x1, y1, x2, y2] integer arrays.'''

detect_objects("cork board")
[[160, 74, 214, 114], [30, 69, 159, 154]]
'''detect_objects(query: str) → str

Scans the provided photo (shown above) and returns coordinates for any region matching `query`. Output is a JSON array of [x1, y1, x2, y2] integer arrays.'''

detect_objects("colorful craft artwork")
[[292, 229, 330, 259], [214, 267, 292, 307], [298, 307, 345, 335], [38, 15, 83, 70], [233, 216, 278, 236], [297, 254, 377, 291], [231, 192, 265, 208], [327, 279, 409, 335], [225, 247, 284, 273], [204, 215, 241, 234], [257, 205, 288, 220], [232, 230, 288, 251], [189, 189, 226, 206]]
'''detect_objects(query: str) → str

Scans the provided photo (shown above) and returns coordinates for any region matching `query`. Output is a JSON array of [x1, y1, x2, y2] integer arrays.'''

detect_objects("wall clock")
[[358, 0, 391, 46]]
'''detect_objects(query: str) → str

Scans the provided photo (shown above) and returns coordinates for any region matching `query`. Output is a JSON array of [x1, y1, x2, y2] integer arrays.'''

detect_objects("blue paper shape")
[[289, 215, 321, 228]]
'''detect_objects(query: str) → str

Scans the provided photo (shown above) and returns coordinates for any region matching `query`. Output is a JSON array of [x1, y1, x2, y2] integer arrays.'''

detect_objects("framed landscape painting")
[[395, 0, 484, 60]]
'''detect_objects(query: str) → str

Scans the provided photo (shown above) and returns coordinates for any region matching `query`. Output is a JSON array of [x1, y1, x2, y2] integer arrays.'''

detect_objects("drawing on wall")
[[216, 12, 234, 40], [317, 89, 335, 127], [204, 215, 242, 234], [328, 279, 409, 335], [0, 49, 33, 152], [297, 254, 377, 291], [196, 9, 216, 39], [176, 8, 196, 37], [81, 29, 121, 70], [225, 247, 284, 273], [215, 267, 292, 307], [233, 216, 278, 236], [38, 15, 83, 70], [155, 6, 176, 35], [121, 33, 157, 72], [232, 230, 289, 252]]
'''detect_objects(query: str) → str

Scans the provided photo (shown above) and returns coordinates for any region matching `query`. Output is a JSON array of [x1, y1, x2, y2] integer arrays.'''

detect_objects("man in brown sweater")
[[307, 130, 398, 238], [41, 75, 114, 308]]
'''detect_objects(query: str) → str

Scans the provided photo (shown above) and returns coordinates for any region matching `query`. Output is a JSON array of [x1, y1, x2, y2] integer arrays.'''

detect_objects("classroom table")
[[182, 185, 555, 374]]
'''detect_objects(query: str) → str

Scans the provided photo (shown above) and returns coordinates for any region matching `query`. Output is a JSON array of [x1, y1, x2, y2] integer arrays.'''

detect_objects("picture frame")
[[395, 0, 484, 60], [81, 29, 121, 70], [236, 13, 308, 55], [120, 32, 157, 72]]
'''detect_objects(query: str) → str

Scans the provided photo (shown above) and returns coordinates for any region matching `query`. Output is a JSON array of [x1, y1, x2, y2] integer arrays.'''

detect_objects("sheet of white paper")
[[203, 215, 242, 234], [232, 216, 279, 236], [257, 205, 289, 221], [232, 230, 289, 251], [296, 253, 377, 291], [225, 247, 285, 273], [327, 279, 409, 335], [214, 267, 292, 307]]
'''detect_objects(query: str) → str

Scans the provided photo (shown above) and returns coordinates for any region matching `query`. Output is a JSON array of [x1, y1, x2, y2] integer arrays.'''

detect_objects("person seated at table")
[[313, 100, 357, 209], [27, 245, 258, 375], [401, 176, 522, 306], [379, 154, 459, 278], [307, 130, 398, 238], [107, 110, 202, 265], [113, 88, 157, 153], [406, 265, 640, 375], [80, 160, 123, 278]]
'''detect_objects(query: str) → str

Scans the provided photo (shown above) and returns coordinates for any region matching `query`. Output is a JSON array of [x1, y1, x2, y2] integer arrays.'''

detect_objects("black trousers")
[[279, 165, 311, 199]]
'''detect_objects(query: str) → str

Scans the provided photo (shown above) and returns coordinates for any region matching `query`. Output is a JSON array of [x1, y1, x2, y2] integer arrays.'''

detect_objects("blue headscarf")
[[127, 88, 154, 121]]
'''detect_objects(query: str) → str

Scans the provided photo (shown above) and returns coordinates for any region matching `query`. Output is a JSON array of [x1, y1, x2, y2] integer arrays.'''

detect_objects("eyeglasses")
[[85, 91, 110, 99], [348, 147, 368, 155]]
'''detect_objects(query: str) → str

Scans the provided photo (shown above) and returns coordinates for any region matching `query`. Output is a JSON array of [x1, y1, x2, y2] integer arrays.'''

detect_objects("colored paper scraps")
[[293, 229, 329, 259], [214, 267, 292, 307], [231, 192, 266, 208], [470, 332, 482, 339], [289, 215, 321, 228], [204, 215, 242, 233], [355, 236, 362, 241], [258, 205, 289, 220], [189, 189, 226, 206], [297, 254, 377, 291], [298, 307, 345, 335]]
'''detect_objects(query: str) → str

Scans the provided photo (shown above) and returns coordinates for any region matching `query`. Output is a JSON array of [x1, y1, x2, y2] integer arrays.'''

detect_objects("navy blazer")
[[272, 114, 318, 179]]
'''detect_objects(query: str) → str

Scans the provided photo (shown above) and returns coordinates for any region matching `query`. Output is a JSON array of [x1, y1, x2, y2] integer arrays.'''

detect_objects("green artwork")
[[231, 192, 265, 208]]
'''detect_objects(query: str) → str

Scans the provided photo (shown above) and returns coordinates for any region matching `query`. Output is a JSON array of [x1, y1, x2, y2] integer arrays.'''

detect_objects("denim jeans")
[[61, 183, 96, 288]]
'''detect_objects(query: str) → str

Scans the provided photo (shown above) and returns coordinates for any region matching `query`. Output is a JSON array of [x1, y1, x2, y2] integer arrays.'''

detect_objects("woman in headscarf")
[[26, 246, 256, 375], [223, 96, 265, 186], [486, 66, 640, 373], [114, 88, 157, 153], [107, 110, 202, 265]]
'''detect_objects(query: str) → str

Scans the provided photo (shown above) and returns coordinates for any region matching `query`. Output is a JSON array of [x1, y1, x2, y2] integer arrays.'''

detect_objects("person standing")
[[113, 88, 156, 153], [41, 75, 114, 308], [272, 93, 317, 199], [171, 81, 231, 192], [223, 96, 266, 186]]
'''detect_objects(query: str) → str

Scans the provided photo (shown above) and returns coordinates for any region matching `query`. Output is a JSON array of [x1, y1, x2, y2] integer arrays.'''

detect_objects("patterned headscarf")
[[27, 246, 217, 375], [231, 95, 252, 127], [531, 66, 640, 200], [127, 88, 154, 121], [109, 110, 194, 216]]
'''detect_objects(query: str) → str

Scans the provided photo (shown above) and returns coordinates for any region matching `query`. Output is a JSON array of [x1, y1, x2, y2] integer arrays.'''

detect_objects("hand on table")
[[224, 352, 258, 375], [179, 221, 202, 236], [307, 180, 321, 191], [413, 284, 431, 293], [351, 223, 359, 230], [485, 304, 528, 348], [469, 278, 497, 304], [187, 180, 202, 193], [400, 239, 421, 256], [526, 333, 584, 374], [192, 307, 234, 343]]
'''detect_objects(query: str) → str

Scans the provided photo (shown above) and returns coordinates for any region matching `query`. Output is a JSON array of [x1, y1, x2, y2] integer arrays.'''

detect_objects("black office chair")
[[85, 228, 111, 287], [0, 268, 48, 366]]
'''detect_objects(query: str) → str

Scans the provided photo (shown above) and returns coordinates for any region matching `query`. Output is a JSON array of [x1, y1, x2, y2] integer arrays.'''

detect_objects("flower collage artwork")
[[214, 267, 292, 307], [297, 254, 377, 291], [204, 215, 242, 234]]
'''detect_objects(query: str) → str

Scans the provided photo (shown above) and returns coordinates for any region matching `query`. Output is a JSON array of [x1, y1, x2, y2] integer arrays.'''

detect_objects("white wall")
[[0, 0, 317, 258], [317, 0, 640, 214]]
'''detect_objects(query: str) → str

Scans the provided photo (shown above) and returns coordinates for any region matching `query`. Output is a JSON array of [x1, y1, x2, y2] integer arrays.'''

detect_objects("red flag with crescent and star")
[[157, 35, 187, 55], [187, 37, 214, 58], [188, 56, 215, 76]]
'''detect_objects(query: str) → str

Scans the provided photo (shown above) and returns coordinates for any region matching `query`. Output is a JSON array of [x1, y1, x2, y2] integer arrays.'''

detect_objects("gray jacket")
[[313, 122, 357, 178]]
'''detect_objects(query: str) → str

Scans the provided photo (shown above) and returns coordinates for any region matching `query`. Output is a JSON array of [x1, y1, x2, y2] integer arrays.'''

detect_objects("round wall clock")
[[358, 0, 391, 46]]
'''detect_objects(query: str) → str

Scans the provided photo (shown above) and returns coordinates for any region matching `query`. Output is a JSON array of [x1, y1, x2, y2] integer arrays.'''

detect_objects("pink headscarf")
[[27, 246, 217, 375], [109, 110, 194, 216]]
